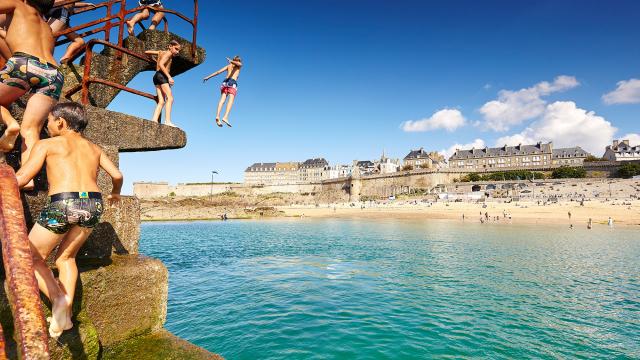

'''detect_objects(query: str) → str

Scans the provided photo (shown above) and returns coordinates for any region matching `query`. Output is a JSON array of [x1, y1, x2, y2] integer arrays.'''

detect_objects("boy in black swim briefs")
[[16, 102, 123, 339], [0, 0, 62, 188], [145, 40, 181, 126]]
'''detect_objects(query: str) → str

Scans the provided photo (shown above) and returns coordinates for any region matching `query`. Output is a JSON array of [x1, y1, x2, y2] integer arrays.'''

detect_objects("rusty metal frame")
[[0, 164, 50, 359], [53, 0, 199, 59], [64, 38, 158, 104], [56, 0, 199, 106]]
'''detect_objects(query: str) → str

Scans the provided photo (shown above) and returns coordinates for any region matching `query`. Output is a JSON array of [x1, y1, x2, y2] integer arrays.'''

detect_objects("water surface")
[[140, 219, 640, 359]]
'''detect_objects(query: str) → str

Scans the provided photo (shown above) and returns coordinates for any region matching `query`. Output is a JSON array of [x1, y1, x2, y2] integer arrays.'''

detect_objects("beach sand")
[[278, 200, 640, 227]]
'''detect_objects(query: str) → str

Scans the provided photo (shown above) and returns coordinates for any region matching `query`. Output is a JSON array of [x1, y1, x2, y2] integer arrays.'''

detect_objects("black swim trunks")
[[153, 71, 169, 85], [48, 7, 71, 26], [37, 192, 103, 234], [0, 52, 65, 100], [139, 0, 162, 7]]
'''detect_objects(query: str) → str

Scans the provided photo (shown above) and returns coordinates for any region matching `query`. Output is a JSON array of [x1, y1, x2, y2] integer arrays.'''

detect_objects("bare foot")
[[0, 114, 20, 152], [126, 21, 135, 36], [221, 118, 232, 127], [49, 296, 68, 339], [215, 118, 222, 127], [164, 122, 177, 128]]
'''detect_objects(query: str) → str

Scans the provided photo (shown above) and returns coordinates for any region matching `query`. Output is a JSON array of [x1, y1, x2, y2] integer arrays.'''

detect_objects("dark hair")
[[169, 40, 180, 48], [26, 0, 54, 15], [51, 102, 87, 133], [233, 55, 242, 62]]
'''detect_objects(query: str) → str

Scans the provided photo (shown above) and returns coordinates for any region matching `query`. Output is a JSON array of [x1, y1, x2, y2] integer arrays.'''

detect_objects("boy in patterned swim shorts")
[[0, 0, 64, 186], [16, 102, 123, 339]]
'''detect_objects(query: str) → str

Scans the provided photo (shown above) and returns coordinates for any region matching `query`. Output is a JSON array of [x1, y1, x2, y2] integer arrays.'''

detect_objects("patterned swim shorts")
[[0, 52, 65, 100], [37, 192, 103, 235]]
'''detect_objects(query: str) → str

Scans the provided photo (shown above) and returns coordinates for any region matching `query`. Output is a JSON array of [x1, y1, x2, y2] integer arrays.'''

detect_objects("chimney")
[[613, 140, 619, 148], [622, 139, 630, 146]]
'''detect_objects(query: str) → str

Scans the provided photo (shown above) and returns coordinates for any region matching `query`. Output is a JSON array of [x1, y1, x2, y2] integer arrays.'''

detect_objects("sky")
[[69, 0, 640, 194]]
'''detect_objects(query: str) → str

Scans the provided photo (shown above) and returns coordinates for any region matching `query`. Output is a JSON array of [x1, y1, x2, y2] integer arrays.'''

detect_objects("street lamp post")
[[210, 171, 218, 202]]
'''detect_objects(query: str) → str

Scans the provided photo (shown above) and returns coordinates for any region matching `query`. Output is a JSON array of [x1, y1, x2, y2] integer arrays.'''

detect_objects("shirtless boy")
[[203, 56, 242, 127], [145, 40, 180, 126], [0, 0, 63, 186], [16, 102, 123, 338], [48, 0, 95, 63]]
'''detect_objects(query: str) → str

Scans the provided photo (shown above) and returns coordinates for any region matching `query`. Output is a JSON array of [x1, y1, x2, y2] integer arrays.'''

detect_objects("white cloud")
[[618, 133, 640, 145], [495, 101, 617, 155], [401, 108, 466, 132], [479, 75, 580, 132], [440, 138, 486, 158], [602, 79, 640, 104]]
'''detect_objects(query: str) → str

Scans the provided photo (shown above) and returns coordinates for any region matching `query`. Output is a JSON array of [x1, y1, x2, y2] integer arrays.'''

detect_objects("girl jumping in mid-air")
[[203, 56, 243, 127]]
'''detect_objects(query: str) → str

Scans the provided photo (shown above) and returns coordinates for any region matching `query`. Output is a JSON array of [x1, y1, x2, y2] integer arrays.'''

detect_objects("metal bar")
[[87, 79, 158, 100], [192, 0, 198, 59], [0, 165, 50, 359], [0, 322, 6, 360], [81, 45, 94, 104]]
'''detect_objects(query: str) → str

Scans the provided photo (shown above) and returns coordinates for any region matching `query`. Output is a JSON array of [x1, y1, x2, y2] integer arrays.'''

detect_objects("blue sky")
[[79, 0, 640, 193]]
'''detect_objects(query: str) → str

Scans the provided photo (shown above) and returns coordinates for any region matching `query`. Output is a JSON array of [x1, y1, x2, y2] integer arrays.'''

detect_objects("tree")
[[552, 166, 586, 179], [617, 163, 640, 178]]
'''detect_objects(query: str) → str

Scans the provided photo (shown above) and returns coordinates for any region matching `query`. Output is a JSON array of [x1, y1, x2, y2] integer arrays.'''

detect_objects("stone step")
[[8, 102, 187, 153], [63, 30, 206, 108]]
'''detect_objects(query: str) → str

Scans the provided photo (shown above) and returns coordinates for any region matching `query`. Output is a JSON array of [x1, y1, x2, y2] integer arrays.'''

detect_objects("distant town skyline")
[[89, 0, 640, 193]]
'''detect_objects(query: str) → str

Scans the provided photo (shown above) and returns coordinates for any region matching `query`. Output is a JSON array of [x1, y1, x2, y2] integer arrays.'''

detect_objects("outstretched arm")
[[15, 141, 48, 187], [99, 149, 123, 202], [203, 65, 229, 82]]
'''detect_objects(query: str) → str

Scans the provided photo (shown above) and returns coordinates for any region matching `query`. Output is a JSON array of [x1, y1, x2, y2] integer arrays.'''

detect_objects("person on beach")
[[48, 0, 96, 64], [0, 0, 63, 189], [126, 0, 164, 36], [145, 40, 181, 126], [588, 218, 593, 229], [203, 56, 243, 127], [16, 102, 123, 339]]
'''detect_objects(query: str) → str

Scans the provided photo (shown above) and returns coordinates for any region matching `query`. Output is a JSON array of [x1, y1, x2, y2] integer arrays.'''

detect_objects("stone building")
[[552, 146, 590, 166], [603, 139, 640, 161], [245, 158, 331, 185], [299, 158, 331, 182], [404, 148, 444, 169], [450, 143, 550, 170], [244, 162, 277, 185], [449, 142, 590, 170]]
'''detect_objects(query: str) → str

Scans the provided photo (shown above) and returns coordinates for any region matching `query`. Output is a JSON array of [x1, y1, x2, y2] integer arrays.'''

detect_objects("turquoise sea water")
[[139, 219, 640, 359]]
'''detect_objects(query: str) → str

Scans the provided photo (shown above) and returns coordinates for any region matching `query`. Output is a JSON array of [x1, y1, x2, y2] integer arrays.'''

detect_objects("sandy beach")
[[278, 200, 640, 226]]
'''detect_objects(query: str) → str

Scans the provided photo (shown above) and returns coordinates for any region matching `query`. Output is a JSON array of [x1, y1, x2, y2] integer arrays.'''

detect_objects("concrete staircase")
[[0, 28, 218, 359]]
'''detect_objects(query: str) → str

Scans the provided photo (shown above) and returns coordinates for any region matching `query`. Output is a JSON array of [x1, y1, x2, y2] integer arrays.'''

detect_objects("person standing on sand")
[[568, 211, 572, 220], [145, 40, 181, 127], [16, 102, 123, 339], [588, 218, 593, 229], [203, 56, 243, 127], [608, 217, 614, 228]]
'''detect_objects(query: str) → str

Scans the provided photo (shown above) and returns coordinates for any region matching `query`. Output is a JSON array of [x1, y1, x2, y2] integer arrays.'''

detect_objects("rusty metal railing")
[[64, 38, 158, 105], [54, 0, 199, 107], [53, 0, 199, 60], [0, 163, 50, 359]]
